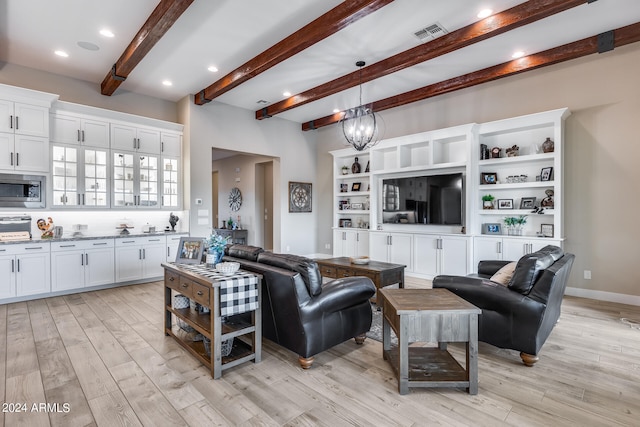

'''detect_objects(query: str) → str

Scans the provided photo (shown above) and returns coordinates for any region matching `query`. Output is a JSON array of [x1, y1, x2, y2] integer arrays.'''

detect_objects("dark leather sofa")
[[223, 244, 376, 369], [433, 245, 575, 366]]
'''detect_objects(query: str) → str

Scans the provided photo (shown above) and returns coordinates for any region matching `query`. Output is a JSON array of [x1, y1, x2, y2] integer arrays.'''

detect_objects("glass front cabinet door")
[[112, 151, 159, 208], [162, 157, 180, 208], [52, 145, 109, 207]]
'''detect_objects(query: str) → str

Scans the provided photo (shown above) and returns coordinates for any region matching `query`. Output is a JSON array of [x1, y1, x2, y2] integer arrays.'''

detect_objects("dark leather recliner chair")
[[224, 245, 376, 368], [433, 245, 575, 366]]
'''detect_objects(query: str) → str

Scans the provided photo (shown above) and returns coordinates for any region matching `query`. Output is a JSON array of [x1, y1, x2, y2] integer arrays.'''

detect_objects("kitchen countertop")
[[0, 230, 189, 245]]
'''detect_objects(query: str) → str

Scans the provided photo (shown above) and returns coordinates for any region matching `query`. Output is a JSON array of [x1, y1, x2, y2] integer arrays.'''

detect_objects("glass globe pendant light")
[[341, 61, 383, 151]]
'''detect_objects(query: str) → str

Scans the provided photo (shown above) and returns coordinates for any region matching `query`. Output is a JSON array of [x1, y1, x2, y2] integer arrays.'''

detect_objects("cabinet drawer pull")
[[93, 242, 108, 246], [148, 239, 161, 242], [181, 283, 188, 288], [197, 291, 203, 296], [60, 244, 76, 248], [25, 246, 43, 250], [169, 276, 175, 281], [122, 240, 135, 243]]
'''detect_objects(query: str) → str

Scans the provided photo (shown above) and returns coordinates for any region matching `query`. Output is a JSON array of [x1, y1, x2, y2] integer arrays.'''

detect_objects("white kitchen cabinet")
[[0, 133, 49, 172], [166, 233, 188, 262], [333, 229, 368, 258], [369, 232, 412, 270], [161, 132, 181, 157], [115, 236, 166, 282], [413, 234, 469, 278], [51, 113, 110, 148], [51, 239, 114, 291], [111, 123, 161, 154], [0, 242, 52, 297], [502, 238, 560, 261], [0, 100, 49, 137]]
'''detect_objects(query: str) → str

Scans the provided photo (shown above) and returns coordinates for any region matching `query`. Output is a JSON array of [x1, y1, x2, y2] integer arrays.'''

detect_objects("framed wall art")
[[289, 181, 312, 212], [540, 167, 553, 182], [175, 237, 205, 264]]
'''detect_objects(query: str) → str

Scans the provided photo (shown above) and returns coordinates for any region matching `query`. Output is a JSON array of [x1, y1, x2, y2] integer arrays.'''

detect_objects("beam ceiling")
[[101, 0, 195, 96], [302, 21, 640, 131], [194, 0, 396, 105], [257, 0, 587, 120]]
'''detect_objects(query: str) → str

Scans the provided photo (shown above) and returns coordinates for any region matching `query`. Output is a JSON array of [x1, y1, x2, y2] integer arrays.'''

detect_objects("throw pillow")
[[490, 262, 517, 286]]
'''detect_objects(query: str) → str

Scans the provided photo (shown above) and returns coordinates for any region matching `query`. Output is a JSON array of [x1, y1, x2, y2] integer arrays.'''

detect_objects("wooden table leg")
[[398, 318, 408, 395], [467, 314, 478, 395]]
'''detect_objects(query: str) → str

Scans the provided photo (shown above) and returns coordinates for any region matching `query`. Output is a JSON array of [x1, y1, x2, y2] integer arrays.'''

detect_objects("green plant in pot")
[[206, 231, 230, 265], [504, 215, 527, 235], [482, 194, 495, 209]]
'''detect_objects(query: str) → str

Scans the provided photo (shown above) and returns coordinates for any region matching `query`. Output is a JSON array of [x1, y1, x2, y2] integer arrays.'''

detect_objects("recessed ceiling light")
[[162, 80, 173, 86], [477, 9, 493, 19], [100, 29, 114, 38], [207, 65, 218, 73], [54, 50, 69, 57], [512, 51, 525, 59], [283, 91, 291, 97], [333, 109, 340, 114]]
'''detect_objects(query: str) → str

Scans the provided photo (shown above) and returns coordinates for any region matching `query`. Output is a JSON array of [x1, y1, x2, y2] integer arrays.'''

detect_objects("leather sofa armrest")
[[304, 277, 375, 314], [477, 260, 513, 277], [433, 275, 540, 314]]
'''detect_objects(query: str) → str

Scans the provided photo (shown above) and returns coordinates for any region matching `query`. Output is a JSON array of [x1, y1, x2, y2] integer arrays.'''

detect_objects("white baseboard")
[[565, 287, 640, 307]]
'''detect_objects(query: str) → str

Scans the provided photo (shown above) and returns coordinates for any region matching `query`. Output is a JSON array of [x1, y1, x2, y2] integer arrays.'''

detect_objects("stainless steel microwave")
[[0, 174, 46, 208]]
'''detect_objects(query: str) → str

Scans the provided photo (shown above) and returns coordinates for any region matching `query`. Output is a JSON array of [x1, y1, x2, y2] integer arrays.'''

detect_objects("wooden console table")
[[162, 262, 262, 378], [380, 288, 481, 395], [316, 257, 405, 303]]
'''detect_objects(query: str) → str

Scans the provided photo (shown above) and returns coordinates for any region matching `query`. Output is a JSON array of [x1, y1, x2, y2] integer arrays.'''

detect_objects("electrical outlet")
[[584, 270, 591, 280], [325, 243, 331, 250], [286, 246, 290, 252]]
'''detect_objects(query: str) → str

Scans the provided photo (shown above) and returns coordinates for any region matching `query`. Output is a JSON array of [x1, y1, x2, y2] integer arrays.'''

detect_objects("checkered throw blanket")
[[170, 263, 259, 316]]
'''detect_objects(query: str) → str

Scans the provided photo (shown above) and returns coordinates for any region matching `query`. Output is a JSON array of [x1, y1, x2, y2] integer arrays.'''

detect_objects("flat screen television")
[[381, 173, 463, 225]]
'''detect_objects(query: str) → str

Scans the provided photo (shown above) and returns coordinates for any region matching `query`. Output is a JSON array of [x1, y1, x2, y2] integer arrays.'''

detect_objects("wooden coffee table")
[[316, 257, 405, 303], [379, 288, 481, 395]]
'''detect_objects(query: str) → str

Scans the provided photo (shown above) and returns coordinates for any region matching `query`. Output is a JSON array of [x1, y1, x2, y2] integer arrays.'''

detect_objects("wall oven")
[[0, 174, 46, 208]]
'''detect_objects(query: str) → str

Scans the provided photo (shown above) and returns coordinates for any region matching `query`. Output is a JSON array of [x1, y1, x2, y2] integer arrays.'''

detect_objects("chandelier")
[[340, 61, 384, 151]]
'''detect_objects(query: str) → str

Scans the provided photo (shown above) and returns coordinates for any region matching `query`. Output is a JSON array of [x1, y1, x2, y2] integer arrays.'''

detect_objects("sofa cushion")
[[490, 262, 517, 286], [227, 245, 264, 262], [257, 252, 323, 296], [508, 247, 563, 294]]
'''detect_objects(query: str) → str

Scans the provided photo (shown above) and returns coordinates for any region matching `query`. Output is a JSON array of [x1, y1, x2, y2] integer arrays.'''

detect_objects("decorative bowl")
[[215, 262, 240, 275], [350, 256, 370, 265]]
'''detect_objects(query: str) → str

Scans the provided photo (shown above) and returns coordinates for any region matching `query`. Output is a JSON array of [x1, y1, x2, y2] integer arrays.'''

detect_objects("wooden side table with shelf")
[[162, 262, 262, 379]]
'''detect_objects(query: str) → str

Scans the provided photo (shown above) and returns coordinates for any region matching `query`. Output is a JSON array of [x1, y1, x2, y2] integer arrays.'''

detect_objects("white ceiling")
[[2, 0, 640, 125]]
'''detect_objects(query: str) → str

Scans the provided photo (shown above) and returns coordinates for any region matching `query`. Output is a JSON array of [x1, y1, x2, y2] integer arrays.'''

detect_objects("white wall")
[[183, 97, 318, 255], [315, 42, 640, 300]]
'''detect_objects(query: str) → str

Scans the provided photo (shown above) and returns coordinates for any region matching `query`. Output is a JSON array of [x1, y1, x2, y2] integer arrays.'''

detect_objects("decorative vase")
[[206, 250, 224, 267], [351, 157, 361, 174], [542, 137, 554, 153]]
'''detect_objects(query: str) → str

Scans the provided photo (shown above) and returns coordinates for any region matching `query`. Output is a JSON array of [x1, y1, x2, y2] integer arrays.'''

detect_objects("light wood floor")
[[1, 280, 640, 426]]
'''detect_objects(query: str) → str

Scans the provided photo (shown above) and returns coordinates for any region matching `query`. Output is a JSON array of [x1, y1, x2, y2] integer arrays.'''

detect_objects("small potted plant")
[[482, 194, 495, 209], [503, 215, 527, 235], [341, 165, 349, 175], [205, 231, 231, 266]]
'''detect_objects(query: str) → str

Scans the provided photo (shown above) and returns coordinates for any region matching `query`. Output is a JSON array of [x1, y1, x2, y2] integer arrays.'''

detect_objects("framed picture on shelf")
[[541, 223, 554, 237], [350, 202, 363, 210], [175, 237, 205, 264], [351, 182, 361, 192], [338, 218, 352, 228], [340, 183, 348, 193], [482, 223, 502, 235], [481, 172, 498, 185], [498, 199, 514, 209], [520, 197, 536, 209], [540, 167, 553, 181]]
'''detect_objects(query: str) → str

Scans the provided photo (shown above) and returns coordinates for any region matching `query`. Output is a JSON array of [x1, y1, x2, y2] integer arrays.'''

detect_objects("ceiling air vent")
[[256, 99, 268, 104], [414, 22, 448, 42]]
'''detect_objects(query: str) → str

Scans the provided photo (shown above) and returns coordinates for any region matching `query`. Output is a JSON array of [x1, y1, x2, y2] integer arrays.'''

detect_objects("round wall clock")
[[228, 187, 242, 211]]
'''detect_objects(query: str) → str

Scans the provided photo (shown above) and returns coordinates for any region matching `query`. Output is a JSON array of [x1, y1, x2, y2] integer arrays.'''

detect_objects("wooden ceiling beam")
[[259, 0, 587, 120], [302, 21, 640, 131], [101, 0, 195, 96], [194, 0, 395, 105]]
